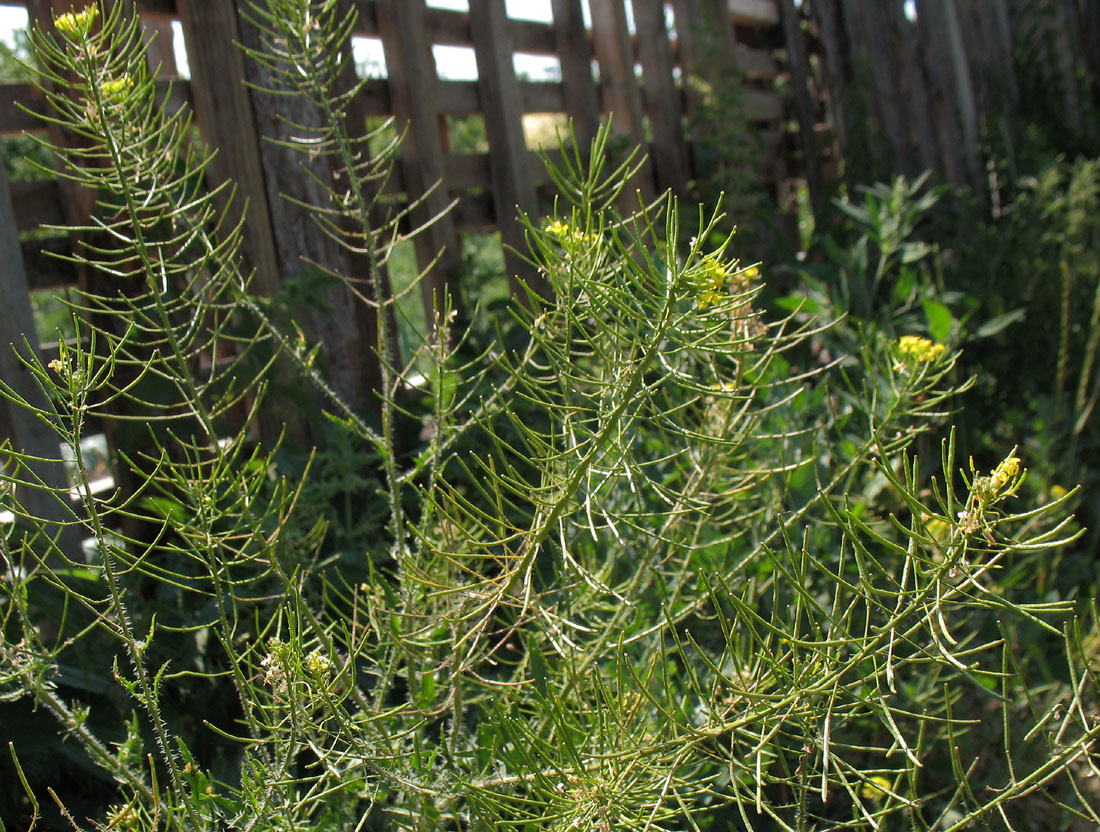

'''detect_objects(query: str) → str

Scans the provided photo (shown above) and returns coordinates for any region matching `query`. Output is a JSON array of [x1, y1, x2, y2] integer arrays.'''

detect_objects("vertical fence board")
[[176, 0, 311, 447], [913, 0, 971, 184], [235, 2, 382, 413], [887, 0, 938, 177], [0, 161, 83, 559], [633, 0, 690, 198], [940, 0, 979, 176], [807, 0, 848, 153], [176, 0, 282, 298], [779, 0, 825, 218], [140, 14, 177, 79], [550, 0, 601, 147], [588, 0, 655, 202], [469, 0, 543, 296], [374, 0, 461, 316], [589, 0, 646, 141]]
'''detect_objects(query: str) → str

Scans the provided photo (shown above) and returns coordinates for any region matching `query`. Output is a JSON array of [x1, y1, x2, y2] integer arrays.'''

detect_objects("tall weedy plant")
[[1, 2, 1097, 830]]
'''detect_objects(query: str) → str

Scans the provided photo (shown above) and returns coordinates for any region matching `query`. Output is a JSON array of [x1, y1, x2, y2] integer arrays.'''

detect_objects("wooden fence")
[[0, 0, 793, 542], [3, 0, 1097, 524], [0, 0, 789, 297], [798, 0, 1099, 197]]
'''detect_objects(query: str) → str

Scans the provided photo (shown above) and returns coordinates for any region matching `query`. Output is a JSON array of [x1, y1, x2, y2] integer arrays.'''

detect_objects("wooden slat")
[[589, 0, 653, 202], [176, 1, 282, 297], [236, 0, 382, 410], [141, 14, 178, 79], [0, 80, 190, 137], [359, 5, 561, 56], [442, 148, 566, 193], [589, 0, 647, 141], [742, 88, 784, 121], [10, 179, 64, 230], [551, 0, 600, 147], [520, 81, 567, 113], [0, 83, 45, 135], [22, 236, 77, 290], [733, 44, 778, 78], [469, 0, 541, 295], [508, 18, 558, 55], [436, 79, 567, 116], [728, 0, 779, 25], [451, 189, 495, 232], [374, 0, 461, 313], [444, 152, 491, 190], [778, 0, 824, 217], [0, 136, 83, 559], [634, 0, 690, 197]]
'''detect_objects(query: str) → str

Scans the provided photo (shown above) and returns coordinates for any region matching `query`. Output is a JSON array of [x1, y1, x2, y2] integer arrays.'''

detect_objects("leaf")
[[921, 298, 953, 343], [773, 294, 823, 315], [973, 308, 1026, 339], [900, 241, 933, 264]]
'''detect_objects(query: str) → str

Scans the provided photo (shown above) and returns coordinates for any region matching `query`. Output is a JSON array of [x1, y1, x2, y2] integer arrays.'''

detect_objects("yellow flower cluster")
[[544, 219, 599, 245], [100, 75, 134, 102], [895, 335, 946, 364], [696, 254, 727, 308], [989, 454, 1021, 494], [696, 256, 760, 309], [54, 5, 98, 38]]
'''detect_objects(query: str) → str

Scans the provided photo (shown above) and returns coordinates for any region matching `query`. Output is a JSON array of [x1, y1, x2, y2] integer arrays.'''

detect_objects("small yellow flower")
[[893, 335, 947, 373], [989, 454, 1021, 493], [545, 219, 570, 238], [860, 775, 892, 802], [544, 219, 599, 246], [54, 5, 98, 39], [895, 335, 946, 363], [48, 358, 64, 374], [695, 254, 730, 308]]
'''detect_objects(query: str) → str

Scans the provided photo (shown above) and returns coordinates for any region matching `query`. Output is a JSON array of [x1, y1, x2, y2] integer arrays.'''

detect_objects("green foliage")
[[1, 3, 1098, 832]]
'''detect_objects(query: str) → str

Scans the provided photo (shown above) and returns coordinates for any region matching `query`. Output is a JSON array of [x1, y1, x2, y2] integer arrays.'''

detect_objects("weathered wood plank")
[[176, 0, 282, 297], [436, 79, 567, 115], [589, 0, 647, 140], [0, 83, 41, 135], [9, 179, 63, 230], [551, 0, 601, 147], [469, 0, 541, 295], [589, 0, 653, 201], [634, 0, 690, 197], [176, 0, 311, 448], [374, 0, 461, 315], [729, 0, 779, 25], [140, 14, 178, 79], [236, 0, 384, 410], [0, 80, 188, 136], [22, 236, 77, 290], [0, 139, 84, 558], [778, 0, 824, 218], [742, 88, 784, 121]]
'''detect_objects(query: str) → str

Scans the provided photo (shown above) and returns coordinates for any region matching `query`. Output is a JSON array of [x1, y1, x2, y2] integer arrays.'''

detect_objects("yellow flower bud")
[[54, 5, 98, 39], [100, 75, 134, 102]]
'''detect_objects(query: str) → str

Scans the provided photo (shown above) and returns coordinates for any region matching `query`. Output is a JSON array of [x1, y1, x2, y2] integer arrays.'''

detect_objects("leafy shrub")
[[1, 3, 1097, 831]]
